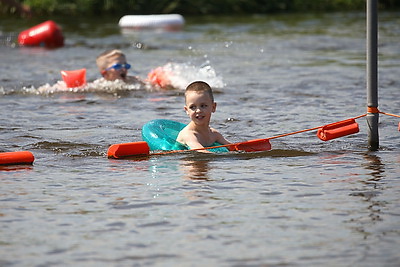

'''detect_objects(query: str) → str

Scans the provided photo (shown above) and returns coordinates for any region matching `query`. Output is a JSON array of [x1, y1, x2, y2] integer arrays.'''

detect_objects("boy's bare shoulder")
[[176, 125, 190, 143]]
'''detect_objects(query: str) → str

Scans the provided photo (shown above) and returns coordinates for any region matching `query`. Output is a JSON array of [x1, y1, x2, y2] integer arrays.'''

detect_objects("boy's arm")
[[216, 134, 230, 145], [213, 129, 236, 151], [212, 128, 230, 145], [182, 136, 207, 151], [177, 129, 212, 152]]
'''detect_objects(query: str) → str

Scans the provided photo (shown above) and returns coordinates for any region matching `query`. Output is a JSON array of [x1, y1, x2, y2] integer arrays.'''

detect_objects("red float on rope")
[[0, 151, 35, 165], [317, 118, 359, 141], [18, 20, 64, 48], [108, 141, 150, 159]]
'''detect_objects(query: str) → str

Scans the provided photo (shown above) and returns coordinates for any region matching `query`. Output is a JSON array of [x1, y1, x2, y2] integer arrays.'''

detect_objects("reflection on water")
[[181, 157, 211, 180], [0, 164, 34, 173], [362, 152, 385, 182], [345, 153, 387, 246]]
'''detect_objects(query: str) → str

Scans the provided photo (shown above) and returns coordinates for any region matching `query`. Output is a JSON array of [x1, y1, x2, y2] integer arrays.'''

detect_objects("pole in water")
[[366, 0, 379, 151]]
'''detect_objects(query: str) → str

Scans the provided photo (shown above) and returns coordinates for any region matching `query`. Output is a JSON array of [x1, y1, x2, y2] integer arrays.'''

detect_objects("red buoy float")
[[18, 20, 64, 48], [0, 151, 35, 165], [108, 141, 150, 159], [317, 118, 359, 141], [61, 69, 87, 88], [233, 139, 272, 152]]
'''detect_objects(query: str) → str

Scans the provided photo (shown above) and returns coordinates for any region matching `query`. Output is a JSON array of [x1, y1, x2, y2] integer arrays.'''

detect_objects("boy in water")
[[96, 49, 144, 84], [176, 81, 231, 151]]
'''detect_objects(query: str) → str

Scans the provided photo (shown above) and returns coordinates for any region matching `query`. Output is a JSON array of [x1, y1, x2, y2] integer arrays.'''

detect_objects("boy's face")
[[102, 54, 129, 81], [184, 91, 216, 126]]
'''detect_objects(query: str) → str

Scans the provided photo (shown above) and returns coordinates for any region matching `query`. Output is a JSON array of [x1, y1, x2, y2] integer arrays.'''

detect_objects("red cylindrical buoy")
[[233, 139, 272, 152], [18, 20, 64, 48], [317, 118, 359, 141], [61, 69, 87, 88], [108, 141, 150, 159], [0, 151, 35, 165]]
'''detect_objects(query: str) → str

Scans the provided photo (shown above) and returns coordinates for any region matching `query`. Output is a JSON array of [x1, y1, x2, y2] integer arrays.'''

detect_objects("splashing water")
[[1, 62, 224, 95], [147, 62, 225, 90], [33, 79, 143, 95]]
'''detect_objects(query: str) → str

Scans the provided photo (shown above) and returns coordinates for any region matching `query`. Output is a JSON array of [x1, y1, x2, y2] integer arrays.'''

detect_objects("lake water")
[[1, 12, 399, 266]]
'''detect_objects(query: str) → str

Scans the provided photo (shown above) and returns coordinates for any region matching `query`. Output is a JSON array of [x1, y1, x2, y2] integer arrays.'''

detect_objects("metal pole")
[[366, 0, 379, 151]]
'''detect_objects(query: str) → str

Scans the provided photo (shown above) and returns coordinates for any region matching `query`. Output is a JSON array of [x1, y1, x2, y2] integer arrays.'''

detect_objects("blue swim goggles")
[[105, 63, 131, 71]]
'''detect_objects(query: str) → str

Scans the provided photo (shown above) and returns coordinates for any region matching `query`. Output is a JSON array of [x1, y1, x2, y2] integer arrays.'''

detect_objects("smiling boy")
[[176, 81, 231, 151]]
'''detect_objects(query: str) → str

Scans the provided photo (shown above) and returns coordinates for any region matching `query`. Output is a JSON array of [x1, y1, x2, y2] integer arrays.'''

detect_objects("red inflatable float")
[[18, 20, 64, 48], [108, 141, 150, 159], [0, 151, 35, 165], [147, 67, 172, 88], [61, 69, 87, 88], [317, 118, 359, 141]]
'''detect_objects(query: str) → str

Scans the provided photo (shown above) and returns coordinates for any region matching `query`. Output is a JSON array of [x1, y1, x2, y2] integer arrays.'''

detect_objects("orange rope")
[[269, 114, 367, 140], [268, 125, 321, 140], [150, 110, 399, 156], [151, 147, 211, 155], [150, 114, 366, 155], [366, 107, 400, 118], [379, 111, 400, 118], [367, 106, 380, 113], [151, 125, 325, 155], [354, 113, 368, 119]]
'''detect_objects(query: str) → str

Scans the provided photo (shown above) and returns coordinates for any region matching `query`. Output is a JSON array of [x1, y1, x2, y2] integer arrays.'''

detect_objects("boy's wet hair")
[[96, 49, 125, 71], [185, 81, 214, 102]]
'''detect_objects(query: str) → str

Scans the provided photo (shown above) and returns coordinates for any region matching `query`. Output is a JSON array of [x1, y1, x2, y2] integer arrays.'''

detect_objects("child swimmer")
[[96, 49, 144, 85], [176, 81, 231, 152], [37, 49, 144, 93]]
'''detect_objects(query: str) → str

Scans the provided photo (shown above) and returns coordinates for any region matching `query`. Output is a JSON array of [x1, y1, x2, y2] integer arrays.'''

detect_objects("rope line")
[[379, 111, 400, 118], [149, 110, 399, 155], [367, 107, 400, 118], [269, 113, 368, 140]]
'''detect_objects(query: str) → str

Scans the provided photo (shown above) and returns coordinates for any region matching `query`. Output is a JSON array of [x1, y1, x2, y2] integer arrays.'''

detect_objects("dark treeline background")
[[1, 0, 400, 17]]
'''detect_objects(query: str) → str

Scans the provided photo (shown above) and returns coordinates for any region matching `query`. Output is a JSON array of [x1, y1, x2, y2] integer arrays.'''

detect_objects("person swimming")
[[96, 49, 144, 85]]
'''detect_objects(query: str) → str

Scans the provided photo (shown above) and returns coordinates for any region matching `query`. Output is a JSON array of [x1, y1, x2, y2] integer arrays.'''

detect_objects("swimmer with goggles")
[[96, 49, 143, 84]]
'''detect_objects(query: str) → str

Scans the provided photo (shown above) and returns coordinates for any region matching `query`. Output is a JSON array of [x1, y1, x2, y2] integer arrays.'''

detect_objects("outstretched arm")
[[212, 130, 236, 151]]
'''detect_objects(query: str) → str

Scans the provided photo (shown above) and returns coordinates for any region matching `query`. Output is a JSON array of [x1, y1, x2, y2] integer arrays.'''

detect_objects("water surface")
[[1, 12, 399, 266]]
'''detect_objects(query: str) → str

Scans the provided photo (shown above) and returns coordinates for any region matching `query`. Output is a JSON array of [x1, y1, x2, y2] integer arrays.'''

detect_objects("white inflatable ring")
[[118, 14, 184, 30]]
